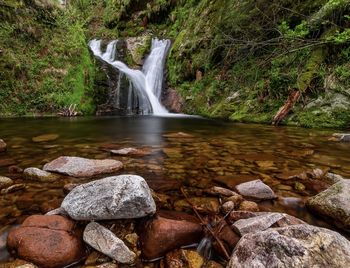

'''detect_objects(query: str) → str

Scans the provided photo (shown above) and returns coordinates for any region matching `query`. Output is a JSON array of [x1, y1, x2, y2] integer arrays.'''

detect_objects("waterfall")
[[89, 38, 171, 115]]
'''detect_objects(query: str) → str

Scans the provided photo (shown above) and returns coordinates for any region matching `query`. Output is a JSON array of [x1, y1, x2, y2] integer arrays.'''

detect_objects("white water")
[[89, 38, 171, 115]]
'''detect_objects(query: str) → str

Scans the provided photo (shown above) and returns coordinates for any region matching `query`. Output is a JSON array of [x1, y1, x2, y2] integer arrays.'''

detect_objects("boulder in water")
[[7, 215, 84, 268], [83, 222, 136, 264], [307, 179, 350, 229], [43, 156, 123, 177], [61, 175, 156, 220], [228, 224, 350, 268]]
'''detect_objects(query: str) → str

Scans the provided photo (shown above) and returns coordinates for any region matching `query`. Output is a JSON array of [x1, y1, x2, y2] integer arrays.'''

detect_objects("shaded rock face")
[[0, 139, 7, 152], [138, 216, 203, 259], [23, 167, 59, 182], [235, 179, 276, 200], [7, 215, 84, 268], [61, 175, 156, 220], [162, 87, 184, 113], [43, 156, 123, 177], [93, 40, 131, 116], [228, 224, 350, 268], [307, 179, 350, 229], [83, 222, 136, 264]]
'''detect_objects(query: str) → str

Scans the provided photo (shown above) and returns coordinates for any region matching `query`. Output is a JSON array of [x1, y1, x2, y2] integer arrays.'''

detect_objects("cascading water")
[[89, 38, 171, 115]]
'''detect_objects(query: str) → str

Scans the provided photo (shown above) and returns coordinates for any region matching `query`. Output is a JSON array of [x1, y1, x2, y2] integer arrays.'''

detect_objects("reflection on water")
[[0, 116, 349, 262]]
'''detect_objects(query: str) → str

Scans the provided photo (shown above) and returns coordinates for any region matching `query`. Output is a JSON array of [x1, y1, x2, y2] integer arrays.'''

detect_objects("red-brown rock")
[[138, 216, 203, 259], [7, 215, 84, 268]]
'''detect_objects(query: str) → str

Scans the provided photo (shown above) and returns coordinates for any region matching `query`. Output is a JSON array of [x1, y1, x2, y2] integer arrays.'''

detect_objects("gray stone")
[[228, 211, 305, 228], [24, 167, 59, 182], [228, 224, 350, 268], [83, 222, 136, 264], [233, 213, 285, 236], [43, 156, 123, 178], [61, 175, 156, 220], [235, 179, 276, 200], [0, 176, 13, 189], [307, 179, 350, 229], [0, 139, 6, 152], [221, 201, 236, 214]]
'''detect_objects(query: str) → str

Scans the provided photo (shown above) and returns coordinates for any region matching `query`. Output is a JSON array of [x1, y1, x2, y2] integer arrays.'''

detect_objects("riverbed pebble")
[[24, 167, 59, 182], [0, 176, 13, 189], [236, 179, 277, 200]]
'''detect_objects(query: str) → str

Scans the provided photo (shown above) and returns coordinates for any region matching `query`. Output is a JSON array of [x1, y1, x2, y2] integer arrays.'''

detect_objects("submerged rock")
[[110, 147, 150, 156], [0, 139, 7, 152], [1, 184, 25, 194], [228, 224, 350, 268], [32, 134, 59, 142], [205, 186, 236, 197], [235, 179, 276, 200], [164, 249, 204, 268], [43, 156, 123, 177], [0, 176, 13, 189], [61, 175, 156, 220], [238, 200, 259, 212], [174, 197, 220, 214], [307, 179, 350, 229], [7, 215, 84, 268], [23, 167, 59, 182], [83, 222, 136, 264], [138, 216, 203, 259]]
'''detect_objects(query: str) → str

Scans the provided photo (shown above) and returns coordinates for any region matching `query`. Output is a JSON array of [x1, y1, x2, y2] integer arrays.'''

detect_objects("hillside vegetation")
[[1, 0, 350, 128]]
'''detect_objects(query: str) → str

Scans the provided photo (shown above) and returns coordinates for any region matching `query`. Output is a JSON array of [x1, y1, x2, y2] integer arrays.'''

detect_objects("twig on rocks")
[[180, 187, 231, 260]]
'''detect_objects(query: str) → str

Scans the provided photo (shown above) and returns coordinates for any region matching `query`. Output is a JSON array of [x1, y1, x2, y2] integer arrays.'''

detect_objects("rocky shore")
[[1, 134, 350, 268]]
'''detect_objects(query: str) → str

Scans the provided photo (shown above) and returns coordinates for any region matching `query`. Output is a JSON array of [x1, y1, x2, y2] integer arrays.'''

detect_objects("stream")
[[0, 115, 349, 265]]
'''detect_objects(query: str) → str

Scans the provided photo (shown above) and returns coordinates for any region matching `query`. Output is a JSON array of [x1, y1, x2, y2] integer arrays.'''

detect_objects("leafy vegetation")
[[0, 0, 349, 128]]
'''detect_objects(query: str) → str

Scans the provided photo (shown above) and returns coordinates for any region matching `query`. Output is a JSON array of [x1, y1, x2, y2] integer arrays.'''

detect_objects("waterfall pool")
[[0, 115, 349, 264]]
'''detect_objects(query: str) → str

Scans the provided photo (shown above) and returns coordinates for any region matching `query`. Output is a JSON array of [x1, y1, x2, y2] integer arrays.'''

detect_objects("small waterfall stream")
[[89, 38, 171, 115]]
